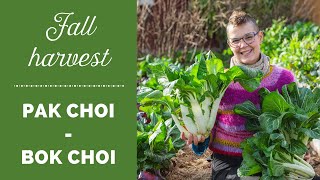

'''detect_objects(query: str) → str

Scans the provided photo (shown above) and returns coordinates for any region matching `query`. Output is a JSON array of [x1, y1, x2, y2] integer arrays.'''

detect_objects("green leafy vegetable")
[[139, 52, 263, 141], [235, 82, 320, 179]]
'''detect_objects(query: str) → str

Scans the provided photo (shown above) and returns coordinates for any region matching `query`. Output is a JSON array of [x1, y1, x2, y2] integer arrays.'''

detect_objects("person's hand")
[[180, 132, 205, 145]]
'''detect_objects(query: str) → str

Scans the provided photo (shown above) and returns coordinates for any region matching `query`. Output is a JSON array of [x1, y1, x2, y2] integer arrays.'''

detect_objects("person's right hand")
[[180, 132, 205, 146]]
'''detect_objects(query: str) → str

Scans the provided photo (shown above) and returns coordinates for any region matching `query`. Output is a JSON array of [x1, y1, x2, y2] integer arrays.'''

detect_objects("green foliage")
[[234, 82, 320, 179], [137, 55, 185, 90], [137, 55, 186, 174], [262, 20, 320, 89], [138, 52, 263, 140], [137, 115, 185, 174]]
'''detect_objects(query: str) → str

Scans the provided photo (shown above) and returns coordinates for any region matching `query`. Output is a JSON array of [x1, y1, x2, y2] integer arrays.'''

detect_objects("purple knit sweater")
[[209, 65, 295, 156]]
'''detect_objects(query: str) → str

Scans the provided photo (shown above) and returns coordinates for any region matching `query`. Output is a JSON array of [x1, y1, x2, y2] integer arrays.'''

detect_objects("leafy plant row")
[[262, 20, 320, 89]]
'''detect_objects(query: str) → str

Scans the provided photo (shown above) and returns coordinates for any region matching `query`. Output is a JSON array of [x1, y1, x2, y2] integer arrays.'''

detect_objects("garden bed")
[[164, 145, 320, 180]]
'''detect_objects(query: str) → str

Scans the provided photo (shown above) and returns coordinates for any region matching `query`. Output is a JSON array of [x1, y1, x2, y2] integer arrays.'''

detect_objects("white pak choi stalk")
[[180, 104, 198, 135], [206, 93, 224, 131], [188, 94, 207, 135]]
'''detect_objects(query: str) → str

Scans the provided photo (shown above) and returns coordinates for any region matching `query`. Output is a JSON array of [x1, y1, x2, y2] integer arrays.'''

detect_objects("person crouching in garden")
[[181, 10, 298, 180]]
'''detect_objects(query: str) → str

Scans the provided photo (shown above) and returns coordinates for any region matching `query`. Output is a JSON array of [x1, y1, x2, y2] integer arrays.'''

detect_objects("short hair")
[[227, 10, 259, 32]]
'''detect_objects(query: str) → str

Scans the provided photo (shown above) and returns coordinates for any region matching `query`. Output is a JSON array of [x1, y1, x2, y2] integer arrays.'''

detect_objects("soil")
[[164, 145, 212, 180], [164, 145, 320, 180]]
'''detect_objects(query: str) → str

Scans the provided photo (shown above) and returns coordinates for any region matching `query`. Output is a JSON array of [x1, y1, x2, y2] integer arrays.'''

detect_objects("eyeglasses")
[[228, 31, 259, 48]]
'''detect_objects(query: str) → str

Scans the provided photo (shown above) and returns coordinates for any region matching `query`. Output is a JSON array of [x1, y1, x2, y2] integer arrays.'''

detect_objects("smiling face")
[[227, 22, 263, 65]]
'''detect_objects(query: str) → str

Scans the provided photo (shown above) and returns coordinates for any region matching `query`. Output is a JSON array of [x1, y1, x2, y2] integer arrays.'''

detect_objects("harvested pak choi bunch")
[[138, 52, 263, 140], [234, 82, 320, 179]]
